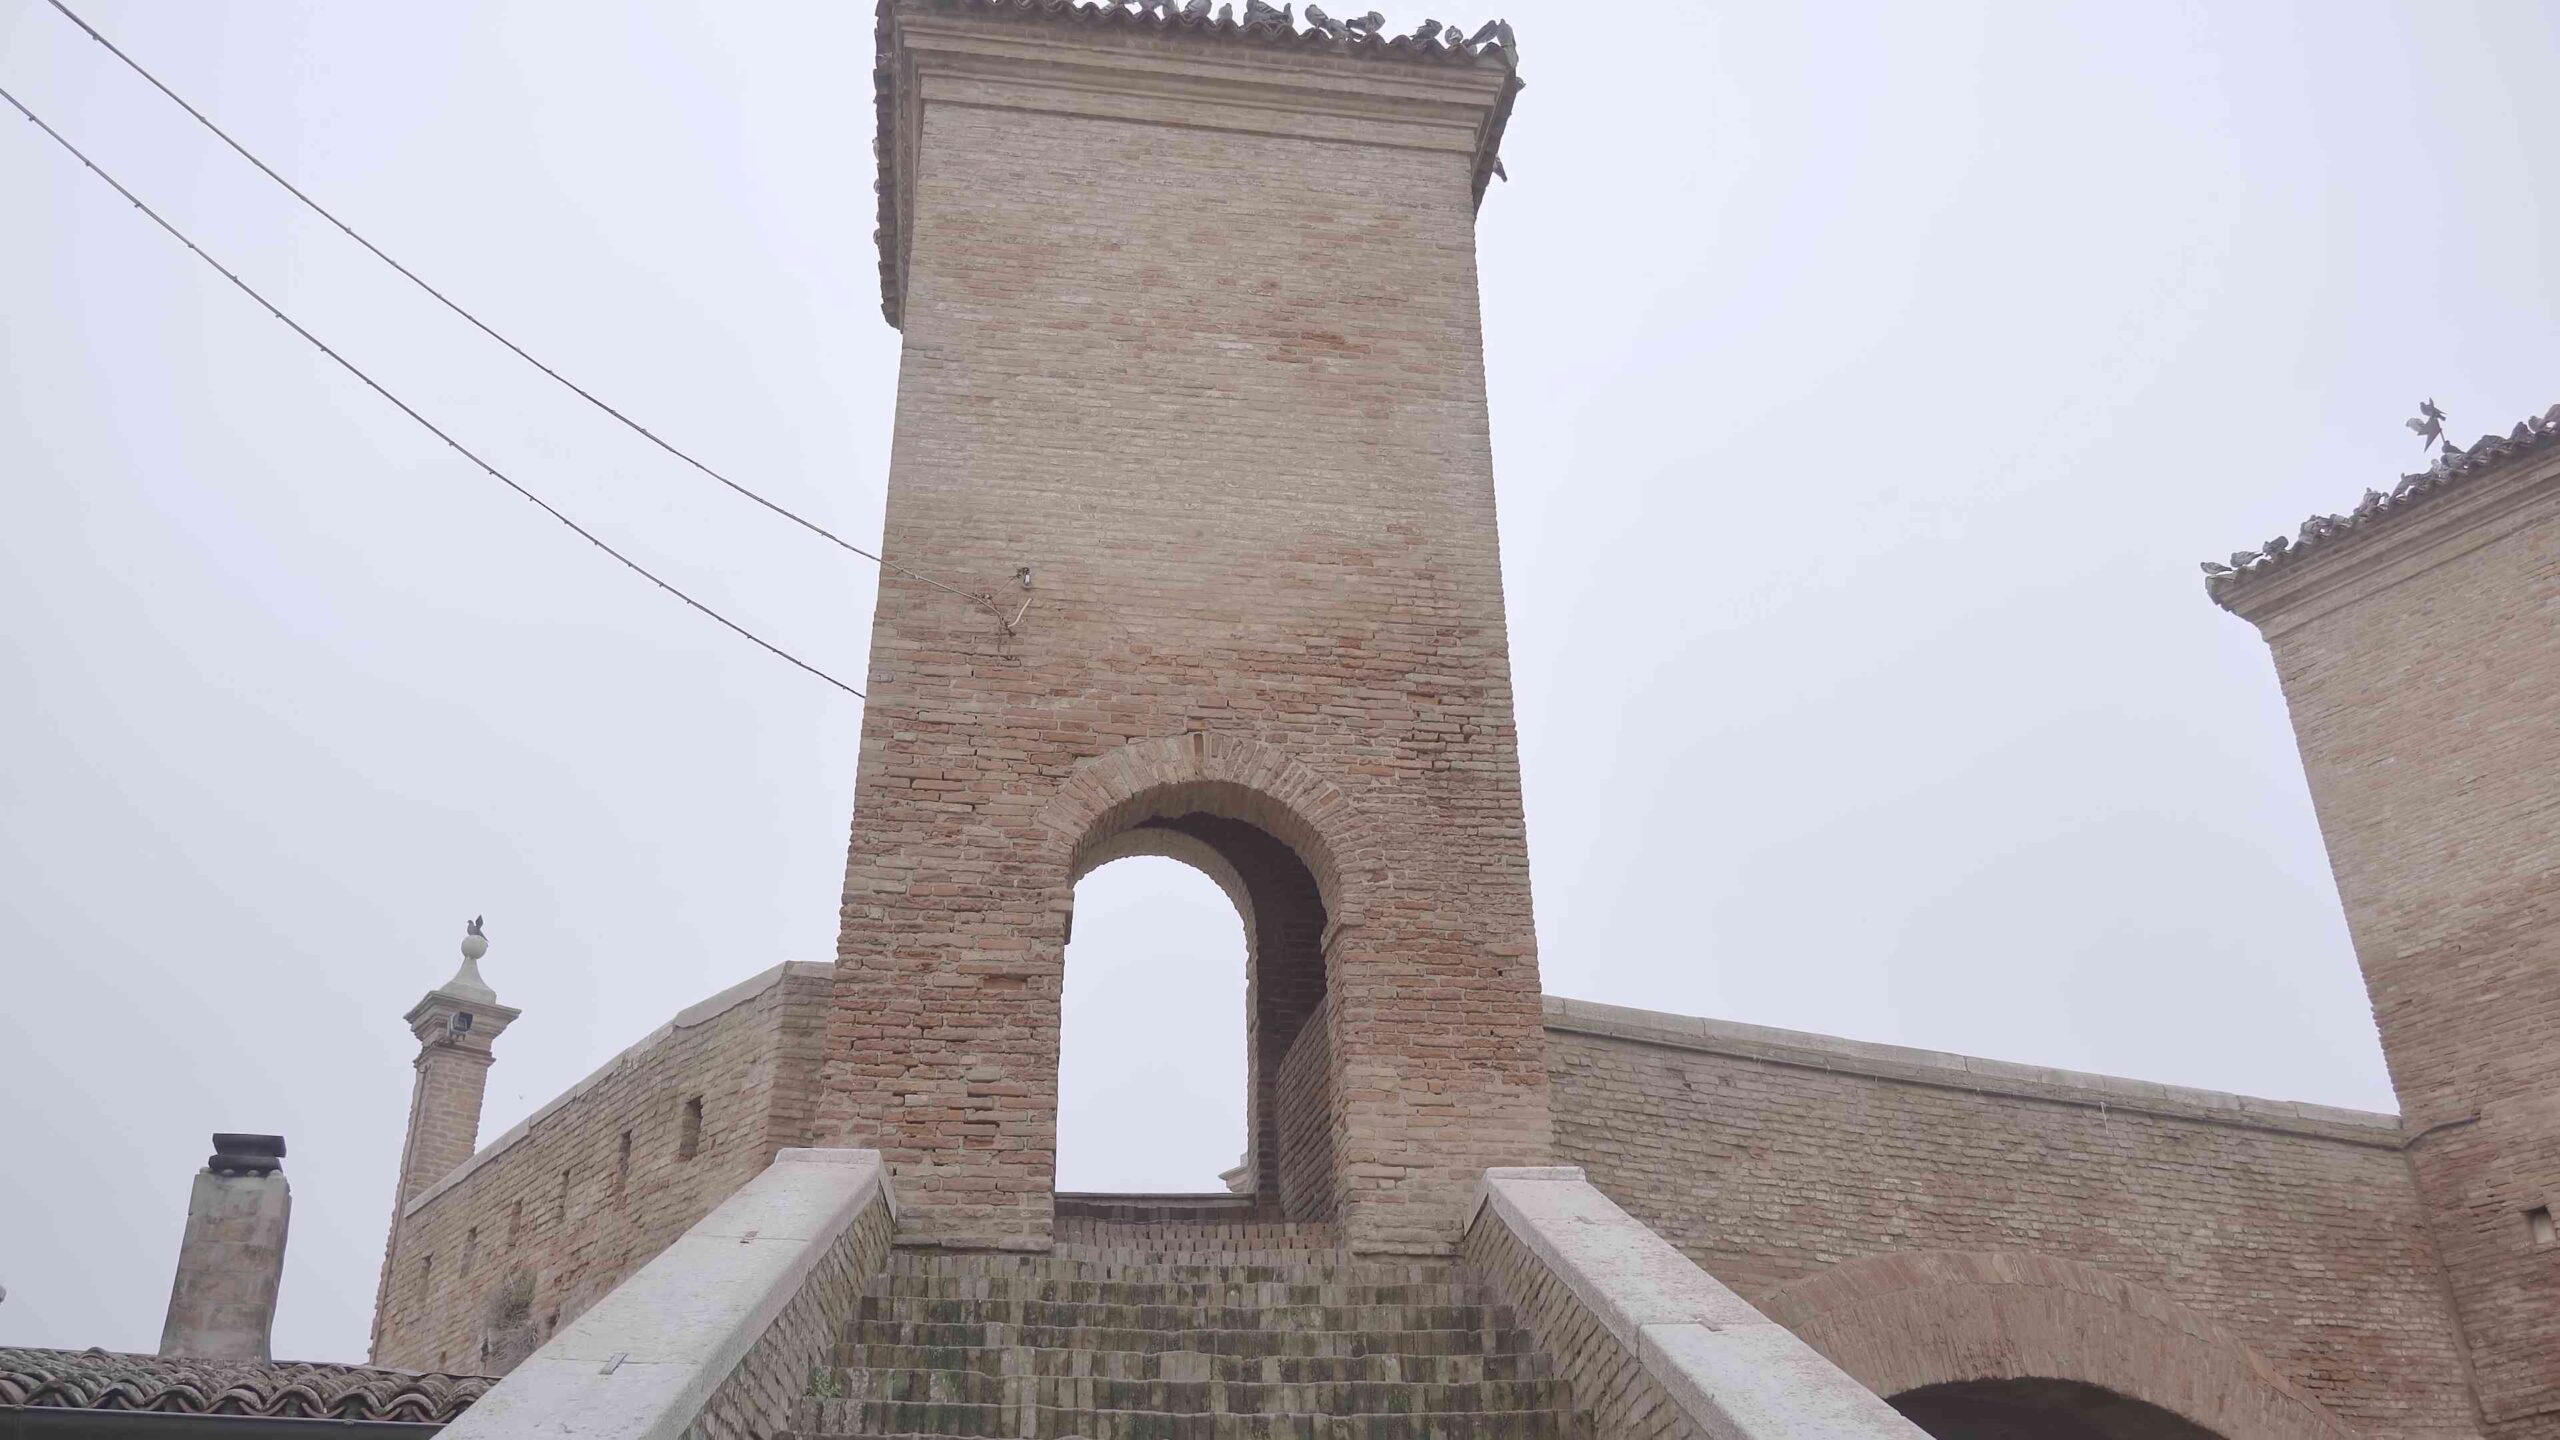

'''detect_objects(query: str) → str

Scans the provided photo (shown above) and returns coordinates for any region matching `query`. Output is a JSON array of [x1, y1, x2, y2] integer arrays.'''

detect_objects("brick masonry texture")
[[2222, 443, 2560, 1438], [1275, 995, 1336, 1223], [817, 7, 1553, 1253], [692, 1190, 896, 1440], [1460, 1205, 1690, 1440], [1541, 1004, 2482, 1437], [372, 963, 833, 1373]]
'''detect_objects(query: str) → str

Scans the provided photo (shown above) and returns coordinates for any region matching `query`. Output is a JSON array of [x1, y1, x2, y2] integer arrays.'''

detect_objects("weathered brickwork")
[[819, 6, 1552, 1252], [372, 963, 833, 1373], [2221, 443, 2560, 1438], [1275, 995, 1337, 1223], [1460, 1204, 1693, 1440], [1542, 1002, 2480, 1437], [690, 1189, 896, 1440]]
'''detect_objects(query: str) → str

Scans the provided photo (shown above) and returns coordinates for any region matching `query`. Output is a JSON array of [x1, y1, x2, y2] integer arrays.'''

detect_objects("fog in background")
[[5, 0, 2556, 1363]]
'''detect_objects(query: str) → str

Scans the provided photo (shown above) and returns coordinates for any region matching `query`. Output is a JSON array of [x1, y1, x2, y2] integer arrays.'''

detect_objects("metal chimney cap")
[[209, 1134, 286, 1176]]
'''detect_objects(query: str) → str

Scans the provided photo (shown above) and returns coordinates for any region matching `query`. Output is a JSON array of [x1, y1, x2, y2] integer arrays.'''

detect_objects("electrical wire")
[[3, 82, 865, 700], [44, 0, 1015, 631]]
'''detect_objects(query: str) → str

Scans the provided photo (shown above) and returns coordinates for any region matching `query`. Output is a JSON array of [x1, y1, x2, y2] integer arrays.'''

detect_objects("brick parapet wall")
[[1542, 1003, 2481, 1436], [433, 1151, 894, 1440], [695, 1188, 896, 1440], [1460, 1200, 1691, 1440], [373, 963, 834, 1373]]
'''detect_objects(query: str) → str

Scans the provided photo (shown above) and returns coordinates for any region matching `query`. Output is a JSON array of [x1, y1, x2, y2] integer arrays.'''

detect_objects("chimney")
[[371, 918, 519, 1362], [159, 1134, 291, 1361]]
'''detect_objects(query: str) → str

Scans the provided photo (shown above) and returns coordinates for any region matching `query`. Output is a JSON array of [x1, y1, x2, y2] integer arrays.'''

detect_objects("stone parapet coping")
[[1468, 1167, 1924, 1440], [1542, 995, 2406, 1149], [435, 1149, 894, 1440], [404, 962, 835, 1217]]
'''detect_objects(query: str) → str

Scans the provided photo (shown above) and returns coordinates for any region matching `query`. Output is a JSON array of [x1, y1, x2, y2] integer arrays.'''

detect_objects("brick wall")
[[694, 1187, 896, 1440], [1460, 1201, 1694, 1440], [1274, 995, 1335, 1223], [372, 963, 833, 1373], [2220, 442, 2560, 1438], [1543, 1000, 2480, 1437], [820, 6, 1553, 1252]]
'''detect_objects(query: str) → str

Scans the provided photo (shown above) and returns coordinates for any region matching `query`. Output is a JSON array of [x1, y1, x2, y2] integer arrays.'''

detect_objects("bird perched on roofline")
[[1345, 10, 1384, 34], [1183, 0, 1212, 16], [1304, 3, 1346, 35], [1414, 18, 1442, 39], [2407, 397, 2448, 452]]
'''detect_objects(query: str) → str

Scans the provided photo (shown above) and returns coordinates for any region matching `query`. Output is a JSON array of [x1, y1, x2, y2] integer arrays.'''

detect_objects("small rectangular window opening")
[[507, 1197, 524, 1245], [678, 1097, 704, 1161], [461, 1226, 477, 1277], [556, 1167, 572, 1224], [612, 1131, 633, 1202], [2529, 1206, 2555, 1248]]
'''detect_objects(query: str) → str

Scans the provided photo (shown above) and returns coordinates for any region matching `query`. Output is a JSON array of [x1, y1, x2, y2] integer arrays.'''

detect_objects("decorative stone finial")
[[440, 915, 498, 1005]]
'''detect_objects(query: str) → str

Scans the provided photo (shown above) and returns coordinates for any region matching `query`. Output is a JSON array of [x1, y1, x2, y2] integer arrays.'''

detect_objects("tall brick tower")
[[2212, 409, 2560, 1436], [818, 1, 1547, 1254], [371, 919, 518, 1359]]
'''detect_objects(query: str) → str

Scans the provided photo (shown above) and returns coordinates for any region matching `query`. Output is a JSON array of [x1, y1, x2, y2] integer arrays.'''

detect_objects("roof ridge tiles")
[[2206, 400, 2560, 601]]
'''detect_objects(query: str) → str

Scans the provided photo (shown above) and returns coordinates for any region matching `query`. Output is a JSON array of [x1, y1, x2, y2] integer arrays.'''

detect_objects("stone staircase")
[[784, 1203, 1573, 1440]]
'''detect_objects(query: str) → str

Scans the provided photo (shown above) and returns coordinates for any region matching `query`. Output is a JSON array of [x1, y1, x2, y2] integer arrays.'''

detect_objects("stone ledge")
[[404, 963, 835, 1217], [433, 1148, 892, 1440], [1541, 995, 2405, 1148], [1467, 1167, 1923, 1440]]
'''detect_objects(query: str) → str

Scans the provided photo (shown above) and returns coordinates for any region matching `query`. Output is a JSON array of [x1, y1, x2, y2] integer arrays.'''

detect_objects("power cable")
[[44, 0, 1017, 632], [3, 81, 865, 700]]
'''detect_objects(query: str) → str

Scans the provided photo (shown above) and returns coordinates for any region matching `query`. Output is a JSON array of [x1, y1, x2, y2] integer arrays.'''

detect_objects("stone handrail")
[[435, 1149, 896, 1440], [1463, 1167, 1922, 1440]]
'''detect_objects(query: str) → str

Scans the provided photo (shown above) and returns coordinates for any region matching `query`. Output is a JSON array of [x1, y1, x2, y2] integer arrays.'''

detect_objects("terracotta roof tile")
[[870, 0, 1523, 328], [2205, 402, 2560, 601], [0, 1348, 493, 1425]]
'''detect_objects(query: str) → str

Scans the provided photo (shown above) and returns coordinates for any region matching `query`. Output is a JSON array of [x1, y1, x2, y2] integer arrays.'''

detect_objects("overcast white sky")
[[4, 0, 2555, 1366]]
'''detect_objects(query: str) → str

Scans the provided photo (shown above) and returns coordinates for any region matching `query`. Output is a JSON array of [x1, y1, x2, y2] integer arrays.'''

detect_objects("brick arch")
[[1073, 825, 1258, 938], [1757, 1251, 2355, 1440], [1038, 733, 1378, 1214], [1036, 731, 1380, 932]]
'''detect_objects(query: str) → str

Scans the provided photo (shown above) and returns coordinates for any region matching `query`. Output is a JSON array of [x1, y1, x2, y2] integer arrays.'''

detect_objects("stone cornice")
[[2205, 400, 2560, 633], [1542, 995, 2407, 1149], [872, 0, 1521, 329], [2215, 440, 2560, 637]]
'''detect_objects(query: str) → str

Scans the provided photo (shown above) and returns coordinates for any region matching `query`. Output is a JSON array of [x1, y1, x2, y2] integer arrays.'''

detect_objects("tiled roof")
[[2206, 402, 2560, 602], [0, 1348, 493, 1424], [871, 0, 1524, 327]]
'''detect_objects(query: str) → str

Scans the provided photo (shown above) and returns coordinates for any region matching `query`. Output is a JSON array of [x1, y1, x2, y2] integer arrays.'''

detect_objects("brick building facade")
[[365, 5, 2559, 1436]]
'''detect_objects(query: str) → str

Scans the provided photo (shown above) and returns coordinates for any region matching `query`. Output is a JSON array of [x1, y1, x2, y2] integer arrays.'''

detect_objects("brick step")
[[845, 1322, 1534, 1359], [888, 1253, 1455, 1288], [835, 1345, 1554, 1386], [832, 1366, 1562, 1415], [873, 1276, 1487, 1309], [857, 1297, 1509, 1333], [1040, 1245, 1351, 1263], [787, 1399, 1566, 1440]]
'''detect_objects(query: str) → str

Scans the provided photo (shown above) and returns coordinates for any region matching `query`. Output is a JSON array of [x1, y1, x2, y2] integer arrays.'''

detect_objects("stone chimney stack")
[[394, 918, 520, 1204], [159, 1134, 291, 1361]]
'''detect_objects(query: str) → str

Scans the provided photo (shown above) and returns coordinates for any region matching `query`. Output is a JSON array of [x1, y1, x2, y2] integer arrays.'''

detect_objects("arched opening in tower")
[[1057, 854, 1248, 1193], [1891, 1379, 2225, 1440], [1057, 800, 1337, 1219]]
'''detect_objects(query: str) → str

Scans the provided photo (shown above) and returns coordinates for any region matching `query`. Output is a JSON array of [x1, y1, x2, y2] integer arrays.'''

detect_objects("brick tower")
[[818, 1, 1548, 1254], [2213, 410, 2560, 1436], [371, 919, 518, 1360]]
